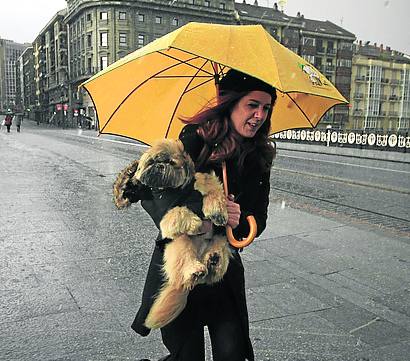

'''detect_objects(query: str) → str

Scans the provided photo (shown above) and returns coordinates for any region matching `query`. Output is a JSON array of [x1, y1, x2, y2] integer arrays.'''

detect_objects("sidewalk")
[[1, 120, 409, 360]]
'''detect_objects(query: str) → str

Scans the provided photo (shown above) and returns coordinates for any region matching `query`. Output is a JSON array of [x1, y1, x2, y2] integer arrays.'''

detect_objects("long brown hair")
[[182, 90, 277, 172]]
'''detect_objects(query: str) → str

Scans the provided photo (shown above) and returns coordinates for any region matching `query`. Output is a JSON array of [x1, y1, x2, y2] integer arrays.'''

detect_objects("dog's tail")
[[113, 159, 139, 209], [144, 285, 189, 329]]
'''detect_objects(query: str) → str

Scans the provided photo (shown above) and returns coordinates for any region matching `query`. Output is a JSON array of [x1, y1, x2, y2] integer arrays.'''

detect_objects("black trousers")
[[160, 281, 247, 361]]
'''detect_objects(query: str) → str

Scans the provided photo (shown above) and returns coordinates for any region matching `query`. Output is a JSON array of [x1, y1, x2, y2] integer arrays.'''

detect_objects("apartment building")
[[0, 38, 28, 112], [21, 0, 358, 128], [64, 0, 235, 122], [349, 43, 410, 132], [17, 47, 35, 117], [32, 9, 69, 123], [234, 2, 355, 130]]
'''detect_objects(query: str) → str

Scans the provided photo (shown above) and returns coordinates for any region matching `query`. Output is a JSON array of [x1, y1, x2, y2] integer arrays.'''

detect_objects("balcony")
[[354, 93, 364, 99], [326, 48, 336, 55], [390, 79, 401, 85], [316, 47, 325, 54], [389, 95, 399, 101], [70, 67, 97, 83], [355, 75, 366, 82], [353, 109, 363, 116]]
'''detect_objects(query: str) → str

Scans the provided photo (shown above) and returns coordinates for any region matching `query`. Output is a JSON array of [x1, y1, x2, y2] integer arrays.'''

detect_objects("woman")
[[129, 69, 277, 361]]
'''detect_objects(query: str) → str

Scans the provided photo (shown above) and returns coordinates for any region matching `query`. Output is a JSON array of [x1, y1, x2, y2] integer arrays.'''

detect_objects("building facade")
[[32, 10, 69, 124], [0, 38, 28, 112], [18, 47, 36, 118], [64, 0, 235, 124], [234, 2, 355, 130], [349, 43, 410, 132], [17, 0, 359, 129]]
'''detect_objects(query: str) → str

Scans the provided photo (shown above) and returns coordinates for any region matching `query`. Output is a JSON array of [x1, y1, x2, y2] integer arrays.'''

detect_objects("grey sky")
[[0, 0, 408, 54]]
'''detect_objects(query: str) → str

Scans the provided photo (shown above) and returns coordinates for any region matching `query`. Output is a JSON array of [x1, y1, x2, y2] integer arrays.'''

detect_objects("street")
[[1, 120, 410, 361]]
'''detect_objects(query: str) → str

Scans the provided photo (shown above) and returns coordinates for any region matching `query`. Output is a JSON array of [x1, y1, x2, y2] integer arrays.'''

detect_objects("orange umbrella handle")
[[226, 216, 257, 248], [222, 161, 257, 248]]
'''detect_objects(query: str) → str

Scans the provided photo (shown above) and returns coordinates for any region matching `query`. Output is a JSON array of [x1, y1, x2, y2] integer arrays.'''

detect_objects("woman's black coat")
[[129, 124, 273, 360]]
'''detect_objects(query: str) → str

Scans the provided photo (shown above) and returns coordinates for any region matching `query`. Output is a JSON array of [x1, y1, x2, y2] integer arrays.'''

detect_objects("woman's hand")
[[226, 194, 241, 229]]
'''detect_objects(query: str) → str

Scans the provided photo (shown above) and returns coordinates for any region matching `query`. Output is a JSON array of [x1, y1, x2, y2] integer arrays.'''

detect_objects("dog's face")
[[134, 139, 195, 189]]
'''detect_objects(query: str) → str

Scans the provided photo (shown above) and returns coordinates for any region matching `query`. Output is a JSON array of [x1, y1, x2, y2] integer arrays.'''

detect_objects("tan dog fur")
[[113, 139, 231, 330]]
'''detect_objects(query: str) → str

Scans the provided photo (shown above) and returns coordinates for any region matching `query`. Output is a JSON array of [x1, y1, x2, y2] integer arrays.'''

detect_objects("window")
[[337, 59, 352, 67], [204, 0, 210, 6], [220, 2, 226, 9], [303, 37, 316, 46], [155, 16, 162, 24], [303, 55, 315, 63], [87, 57, 92, 73], [138, 34, 145, 48], [364, 116, 377, 129], [100, 32, 108, 47], [87, 33, 92, 47], [100, 11, 108, 20], [119, 32, 127, 46], [86, 13, 92, 22], [172, 18, 179, 26], [137, 14, 144, 22], [339, 42, 353, 50], [100, 56, 108, 70], [119, 11, 126, 20]]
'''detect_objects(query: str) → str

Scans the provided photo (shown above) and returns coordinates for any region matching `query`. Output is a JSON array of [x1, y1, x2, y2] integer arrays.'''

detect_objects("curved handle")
[[226, 215, 257, 248]]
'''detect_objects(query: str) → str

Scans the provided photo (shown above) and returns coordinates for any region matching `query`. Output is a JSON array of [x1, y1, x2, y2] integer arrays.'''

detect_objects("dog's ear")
[[113, 159, 146, 209]]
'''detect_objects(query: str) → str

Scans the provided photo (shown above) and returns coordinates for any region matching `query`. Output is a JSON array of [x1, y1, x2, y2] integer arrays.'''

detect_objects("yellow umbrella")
[[82, 22, 347, 143], [81, 22, 348, 247]]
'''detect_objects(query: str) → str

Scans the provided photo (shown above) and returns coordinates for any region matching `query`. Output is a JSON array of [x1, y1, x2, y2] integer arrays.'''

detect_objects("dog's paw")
[[202, 196, 228, 226], [182, 262, 208, 290], [208, 211, 228, 227], [160, 206, 202, 239]]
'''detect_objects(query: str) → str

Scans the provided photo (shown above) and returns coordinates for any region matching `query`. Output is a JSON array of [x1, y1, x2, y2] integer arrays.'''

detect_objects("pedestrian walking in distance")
[[4, 113, 13, 133], [15, 113, 23, 132]]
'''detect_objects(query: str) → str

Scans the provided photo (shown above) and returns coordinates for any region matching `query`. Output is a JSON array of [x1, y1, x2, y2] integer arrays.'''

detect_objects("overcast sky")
[[0, 0, 408, 54]]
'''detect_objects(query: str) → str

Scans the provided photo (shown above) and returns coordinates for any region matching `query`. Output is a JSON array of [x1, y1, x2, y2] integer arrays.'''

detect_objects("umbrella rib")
[[184, 77, 215, 94], [153, 75, 212, 79], [164, 58, 211, 138], [99, 55, 210, 134], [158, 51, 214, 76], [286, 93, 315, 128]]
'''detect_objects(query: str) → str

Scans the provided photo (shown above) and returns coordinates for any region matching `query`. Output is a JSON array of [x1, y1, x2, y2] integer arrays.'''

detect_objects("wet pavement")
[[1, 120, 410, 361]]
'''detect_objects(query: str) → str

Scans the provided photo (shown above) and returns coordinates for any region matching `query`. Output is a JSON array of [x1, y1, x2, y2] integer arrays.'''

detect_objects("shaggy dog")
[[113, 139, 231, 329]]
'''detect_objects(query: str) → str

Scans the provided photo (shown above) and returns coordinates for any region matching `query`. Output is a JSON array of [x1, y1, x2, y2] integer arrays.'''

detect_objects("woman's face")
[[230, 91, 272, 138]]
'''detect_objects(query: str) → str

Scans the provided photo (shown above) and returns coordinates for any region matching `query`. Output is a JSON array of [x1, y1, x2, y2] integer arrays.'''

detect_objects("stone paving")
[[0, 121, 410, 361]]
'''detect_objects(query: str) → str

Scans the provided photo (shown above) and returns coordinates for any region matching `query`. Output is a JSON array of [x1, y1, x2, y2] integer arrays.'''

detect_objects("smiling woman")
[[230, 91, 272, 138], [122, 69, 279, 361]]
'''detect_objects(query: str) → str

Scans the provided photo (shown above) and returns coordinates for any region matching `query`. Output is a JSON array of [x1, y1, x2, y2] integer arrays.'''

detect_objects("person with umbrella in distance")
[[123, 69, 277, 361]]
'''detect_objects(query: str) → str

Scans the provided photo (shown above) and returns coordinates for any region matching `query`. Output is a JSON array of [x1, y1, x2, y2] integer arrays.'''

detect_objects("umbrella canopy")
[[82, 22, 348, 145]]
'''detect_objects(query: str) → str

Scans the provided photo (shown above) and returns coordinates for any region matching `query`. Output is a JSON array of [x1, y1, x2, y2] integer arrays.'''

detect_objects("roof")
[[355, 43, 410, 64], [234, 3, 355, 40], [235, 3, 299, 25], [37, 9, 68, 37]]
